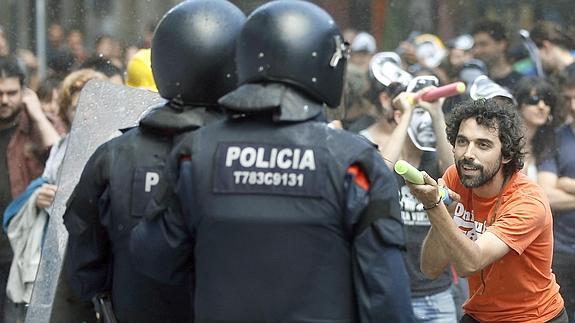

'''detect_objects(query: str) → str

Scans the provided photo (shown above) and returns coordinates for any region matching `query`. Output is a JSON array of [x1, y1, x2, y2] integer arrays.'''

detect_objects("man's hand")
[[405, 171, 440, 208], [36, 184, 58, 209], [438, 178, 460, 213]]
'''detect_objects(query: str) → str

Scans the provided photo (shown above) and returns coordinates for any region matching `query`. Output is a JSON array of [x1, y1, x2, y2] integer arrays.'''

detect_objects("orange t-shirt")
[[444, 165, 564, 322]]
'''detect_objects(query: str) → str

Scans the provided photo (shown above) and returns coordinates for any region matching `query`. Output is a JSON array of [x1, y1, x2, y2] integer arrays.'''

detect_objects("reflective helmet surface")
[[236, 0, 348, 108], [152, 0, 245, 105]]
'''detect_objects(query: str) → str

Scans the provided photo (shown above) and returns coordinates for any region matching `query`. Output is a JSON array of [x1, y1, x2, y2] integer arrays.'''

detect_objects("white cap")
[[351, 32, 377, 54], [450, 34, 474, 51]]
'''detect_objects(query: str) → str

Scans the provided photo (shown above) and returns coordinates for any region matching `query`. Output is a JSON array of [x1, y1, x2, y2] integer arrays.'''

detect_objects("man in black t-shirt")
[[472, 20, 523, 92]]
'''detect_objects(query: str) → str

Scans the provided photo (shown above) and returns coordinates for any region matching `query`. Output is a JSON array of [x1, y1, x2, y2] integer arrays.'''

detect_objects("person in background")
[[513, 77, 561, 181], [2, 69, 106, 322], [36, 75, 65, 135], [0, 56, 59, 323], [447, 35, 474, 71], [349, 31, 377, 73], [94, 35, 123, 68], [530, 21, 575, 78], [66, 30, 87, 67], [538, 69, 575, 323], [471, 20, 523, 92], [341, 64, 378, 132], [46, 23, 66, 69], [445, 34, 475, 82], [80, 54, 124, 85], [379, 86, 456, 322]]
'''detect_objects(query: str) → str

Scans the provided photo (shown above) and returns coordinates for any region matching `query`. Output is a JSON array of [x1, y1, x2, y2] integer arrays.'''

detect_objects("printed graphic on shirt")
[[214, 142, 323, 197], [131, 167, 162, 217], [452, 202, 488, 241], [399, 185, 430, 226]]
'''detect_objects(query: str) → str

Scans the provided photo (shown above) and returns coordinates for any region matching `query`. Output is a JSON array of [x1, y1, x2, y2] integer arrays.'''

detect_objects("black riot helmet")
[[152, 0, 245, 106], [236, 0, 349, 108]]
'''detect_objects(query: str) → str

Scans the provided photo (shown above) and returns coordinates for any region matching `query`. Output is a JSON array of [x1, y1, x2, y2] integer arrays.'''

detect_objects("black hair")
[[514, 77, 560, 164], [0, 55, 25, 86], [471, 20, 508, 42], [446, 98, 525, 178], [80, 54, 123, 80], [530, 21, 575, 50], [365, 78, 405, 115]]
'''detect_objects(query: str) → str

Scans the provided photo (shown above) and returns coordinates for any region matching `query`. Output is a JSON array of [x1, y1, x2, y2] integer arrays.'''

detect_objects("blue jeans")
[[412, 288, 457, 323]]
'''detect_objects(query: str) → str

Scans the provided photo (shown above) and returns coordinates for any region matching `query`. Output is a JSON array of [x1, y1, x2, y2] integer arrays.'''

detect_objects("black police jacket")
[[132, 83, 416, 322], [63, 102, 222, 323]]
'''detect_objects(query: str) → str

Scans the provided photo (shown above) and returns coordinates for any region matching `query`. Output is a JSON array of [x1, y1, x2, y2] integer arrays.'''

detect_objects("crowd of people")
[[0, 0, 574, 322], [341, 17, 575, 323]]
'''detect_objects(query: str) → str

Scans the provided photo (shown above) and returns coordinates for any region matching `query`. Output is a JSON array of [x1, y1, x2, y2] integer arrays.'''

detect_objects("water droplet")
[[304, 105, 309, 111], [258, 66, 264, 72], [226, 73, 231, 78], [258, 52, 264, 58], [312, 52, 317, 57], [311, 77, 317, 83]]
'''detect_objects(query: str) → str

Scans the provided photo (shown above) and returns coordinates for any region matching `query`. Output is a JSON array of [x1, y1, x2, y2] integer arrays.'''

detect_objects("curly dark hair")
[[472, 20, 508, 42], [446, 98, 525, 178]]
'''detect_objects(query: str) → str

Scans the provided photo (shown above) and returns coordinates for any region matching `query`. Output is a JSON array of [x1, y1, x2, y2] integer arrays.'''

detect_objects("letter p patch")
[[145, 172, 159, 192]]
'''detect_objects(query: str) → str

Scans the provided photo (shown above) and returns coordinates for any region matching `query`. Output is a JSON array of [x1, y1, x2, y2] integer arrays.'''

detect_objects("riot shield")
[[25, 80, 164, 323]]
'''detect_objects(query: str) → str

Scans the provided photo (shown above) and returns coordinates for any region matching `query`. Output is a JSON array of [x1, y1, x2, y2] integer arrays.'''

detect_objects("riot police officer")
[[132, 1, 415, 322], [63, 1, 245, 322]]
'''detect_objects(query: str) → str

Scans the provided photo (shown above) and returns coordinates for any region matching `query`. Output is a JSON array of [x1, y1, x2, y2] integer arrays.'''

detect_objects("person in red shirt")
[[406, 98, 566, 322]]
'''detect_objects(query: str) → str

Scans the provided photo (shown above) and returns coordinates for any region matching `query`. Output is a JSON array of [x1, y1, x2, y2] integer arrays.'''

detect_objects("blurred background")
[[0, 0, 574, 80]]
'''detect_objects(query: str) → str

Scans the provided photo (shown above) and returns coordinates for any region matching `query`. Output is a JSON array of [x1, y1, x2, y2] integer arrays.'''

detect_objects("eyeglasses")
[[524, 95, 553, 106]]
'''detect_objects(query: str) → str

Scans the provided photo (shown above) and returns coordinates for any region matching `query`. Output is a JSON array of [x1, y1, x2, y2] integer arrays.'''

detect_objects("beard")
[[456, 156, 502, 188], [0, 103, 22, 124]]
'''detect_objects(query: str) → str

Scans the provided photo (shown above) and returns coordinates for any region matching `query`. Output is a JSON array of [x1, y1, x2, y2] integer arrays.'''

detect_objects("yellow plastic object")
[[126, 48, 157, 92]]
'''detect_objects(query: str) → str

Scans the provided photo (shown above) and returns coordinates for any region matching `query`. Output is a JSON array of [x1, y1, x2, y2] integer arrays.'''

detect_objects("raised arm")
[[22, 88, 60, 148], [409, 172, 510, 277], [381, 92, 414, 169]]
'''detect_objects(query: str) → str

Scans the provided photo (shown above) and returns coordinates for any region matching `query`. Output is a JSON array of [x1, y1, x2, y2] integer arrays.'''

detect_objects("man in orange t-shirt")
[[406, 98, 566, 322]]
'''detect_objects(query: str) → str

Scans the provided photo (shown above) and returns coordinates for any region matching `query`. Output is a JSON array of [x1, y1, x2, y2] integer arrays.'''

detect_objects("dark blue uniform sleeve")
[[346, 149, 415, 323], [63, 144, 112, 301], [130, 145, 194, 285]]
